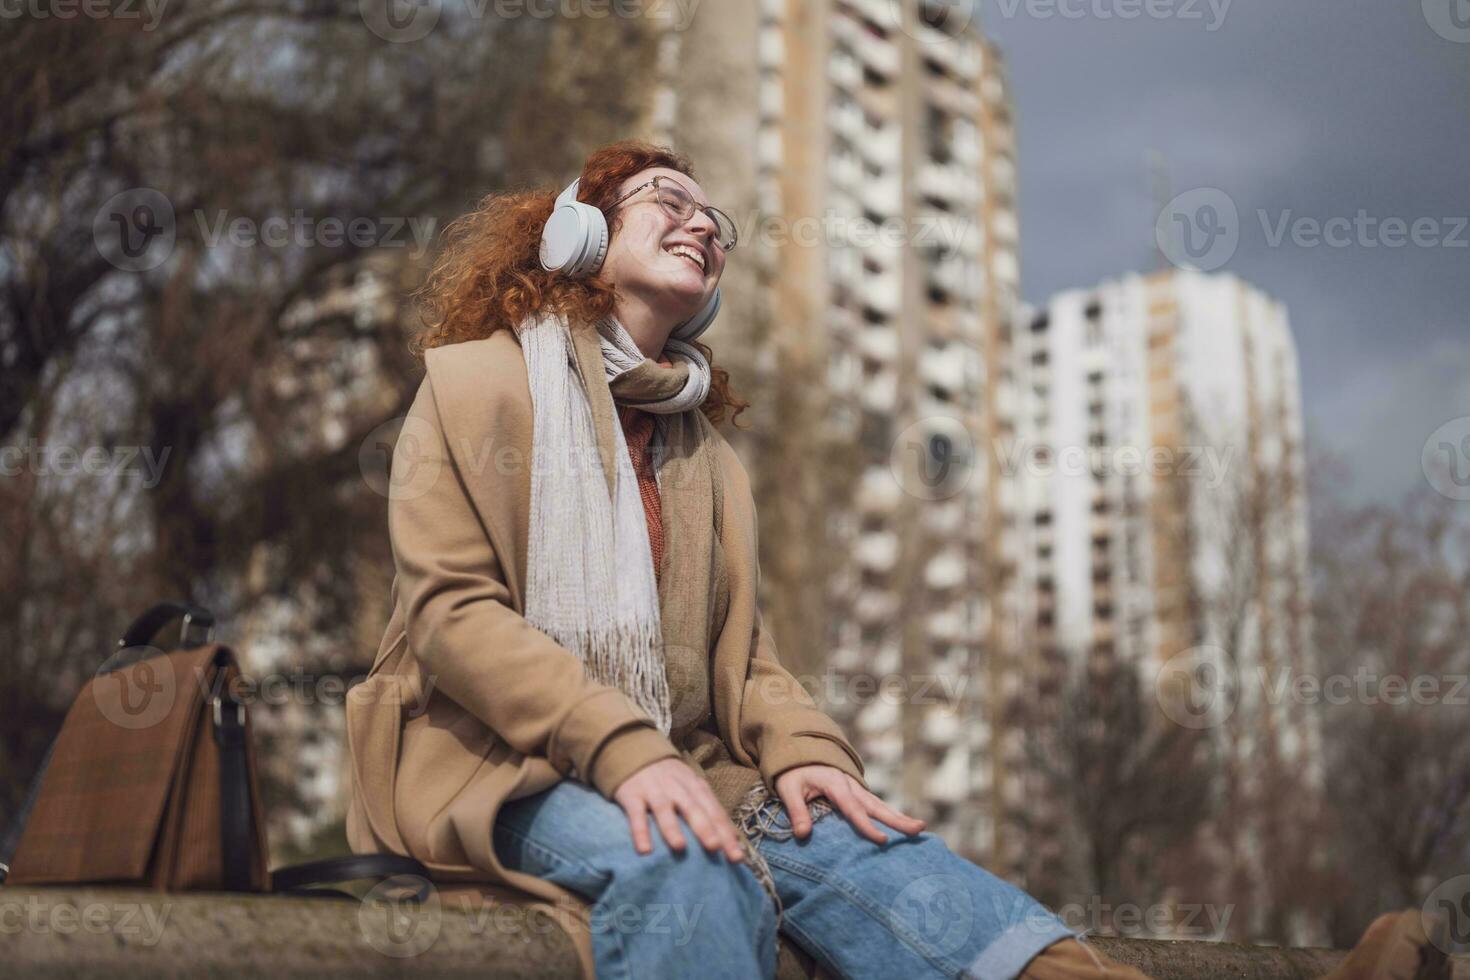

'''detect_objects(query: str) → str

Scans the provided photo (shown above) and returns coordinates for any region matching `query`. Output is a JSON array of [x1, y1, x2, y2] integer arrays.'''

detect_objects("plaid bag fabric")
[[1, 601, 430, 898], [4, 639, 270, 891]]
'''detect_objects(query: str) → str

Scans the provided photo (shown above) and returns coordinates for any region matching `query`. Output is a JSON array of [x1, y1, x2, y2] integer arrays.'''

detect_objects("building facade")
[[640, 0, 1030, 869], [1017, 268, 1321, 926]]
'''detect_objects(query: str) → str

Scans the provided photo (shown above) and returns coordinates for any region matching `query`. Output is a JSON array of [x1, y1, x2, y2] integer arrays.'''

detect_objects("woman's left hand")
[[773, 764, 926, 844]]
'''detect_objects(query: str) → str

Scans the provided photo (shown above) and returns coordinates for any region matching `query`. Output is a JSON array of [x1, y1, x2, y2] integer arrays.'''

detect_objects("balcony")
[[925, 550, 967, 590], [852, 27, 899, 80], [859, 268, 902, 316], [853, 586, 901, 624], [829, 48, 862, 90], [859, 369, 898, 413], [858, 175, 903, 218], [930, 254, 980, 304], [919, 343, 972, 394], [917, 162, 979, 210], [858, 466, 902, 513], [859, 323, 900, 363]]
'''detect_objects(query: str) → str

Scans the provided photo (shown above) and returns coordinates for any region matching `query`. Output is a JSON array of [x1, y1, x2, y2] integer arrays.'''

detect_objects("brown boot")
[[1319, 910, 1451, 980]]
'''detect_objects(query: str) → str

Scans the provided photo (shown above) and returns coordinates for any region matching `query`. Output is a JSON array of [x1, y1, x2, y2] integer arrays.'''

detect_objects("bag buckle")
[[212, 695, 245, 729]]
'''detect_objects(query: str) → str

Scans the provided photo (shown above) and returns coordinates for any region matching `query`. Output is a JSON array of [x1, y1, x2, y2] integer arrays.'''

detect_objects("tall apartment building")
[[1016, 268, 1320, 918], [639, 0, 1030, 869]]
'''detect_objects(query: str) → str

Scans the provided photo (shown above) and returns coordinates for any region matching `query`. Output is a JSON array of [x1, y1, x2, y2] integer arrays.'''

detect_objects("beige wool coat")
[[345, 326, 865, 976]]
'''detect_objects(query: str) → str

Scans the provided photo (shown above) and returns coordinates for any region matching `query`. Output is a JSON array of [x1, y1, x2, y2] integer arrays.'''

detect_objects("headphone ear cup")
[[580, 207, 609, 275], [540, 176, 609, 277], [672, 287, 721, 343], [540, 201, 608, 277]]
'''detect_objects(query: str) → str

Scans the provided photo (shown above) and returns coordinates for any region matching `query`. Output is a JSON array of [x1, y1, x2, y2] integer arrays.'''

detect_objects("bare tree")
[[1019, 651, 1219, 928], [0, 5, 655, 852], [1311, 481, 1470, 947]]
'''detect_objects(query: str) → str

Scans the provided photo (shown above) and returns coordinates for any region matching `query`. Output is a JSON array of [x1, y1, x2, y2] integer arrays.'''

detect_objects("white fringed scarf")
[[511, 309, 711, 735], [511, 308, 805, 934]]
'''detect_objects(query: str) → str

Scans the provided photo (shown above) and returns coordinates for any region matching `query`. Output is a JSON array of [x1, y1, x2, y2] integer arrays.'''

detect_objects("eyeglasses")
[[608, 175, 739, 252]]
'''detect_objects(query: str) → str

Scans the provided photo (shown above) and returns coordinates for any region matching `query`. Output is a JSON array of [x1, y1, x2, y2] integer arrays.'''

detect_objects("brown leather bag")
[[1, 601, 426, 897]]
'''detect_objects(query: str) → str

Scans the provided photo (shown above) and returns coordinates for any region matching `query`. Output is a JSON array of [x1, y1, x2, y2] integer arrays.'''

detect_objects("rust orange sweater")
[[616, 402, 665, 586]]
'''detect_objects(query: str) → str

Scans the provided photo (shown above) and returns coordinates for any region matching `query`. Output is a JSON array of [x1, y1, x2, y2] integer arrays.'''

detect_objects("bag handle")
[[118, 601, 216, 655]]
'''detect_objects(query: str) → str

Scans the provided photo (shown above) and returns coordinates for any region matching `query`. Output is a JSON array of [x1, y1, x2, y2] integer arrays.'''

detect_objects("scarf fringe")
[[542, 620, 673, 734], [731, 780, 837, 940]]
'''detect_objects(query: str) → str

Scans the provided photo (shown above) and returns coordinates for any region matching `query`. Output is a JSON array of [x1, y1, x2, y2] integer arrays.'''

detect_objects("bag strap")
[[212, 689, 254, 892], [269, 855, 434, 901], [209, 652, 431, 901]]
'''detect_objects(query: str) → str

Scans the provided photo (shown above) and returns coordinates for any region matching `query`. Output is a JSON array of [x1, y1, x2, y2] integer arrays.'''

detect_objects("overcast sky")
[[977, 0, 1470, 505]]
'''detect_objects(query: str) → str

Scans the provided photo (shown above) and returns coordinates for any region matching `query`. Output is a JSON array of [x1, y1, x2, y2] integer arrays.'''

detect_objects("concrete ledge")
[[2, 886, 1466, 979]]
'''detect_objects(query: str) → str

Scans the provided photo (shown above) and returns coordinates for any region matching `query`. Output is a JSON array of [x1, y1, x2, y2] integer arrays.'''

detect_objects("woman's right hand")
[[612, 758, 747, 863]]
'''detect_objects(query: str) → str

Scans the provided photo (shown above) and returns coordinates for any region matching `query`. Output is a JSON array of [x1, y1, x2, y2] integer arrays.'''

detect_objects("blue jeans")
[[492, 780, 1077, 980]]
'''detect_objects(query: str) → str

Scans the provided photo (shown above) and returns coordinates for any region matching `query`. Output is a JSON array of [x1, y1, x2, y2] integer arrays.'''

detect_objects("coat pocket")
[[345, 631, 412, 854]]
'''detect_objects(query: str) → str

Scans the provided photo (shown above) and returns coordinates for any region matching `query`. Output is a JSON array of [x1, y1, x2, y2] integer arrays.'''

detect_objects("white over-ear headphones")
[[539, 177, 722, 344]]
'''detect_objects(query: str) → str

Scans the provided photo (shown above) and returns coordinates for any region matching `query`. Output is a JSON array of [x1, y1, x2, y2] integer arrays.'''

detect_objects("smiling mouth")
[[664, 244, 706, 272]]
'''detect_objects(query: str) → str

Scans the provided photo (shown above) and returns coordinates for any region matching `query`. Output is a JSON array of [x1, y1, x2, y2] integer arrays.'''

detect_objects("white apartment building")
[[1016, 267, 1320, 905], [641, 0, 1027, 866]]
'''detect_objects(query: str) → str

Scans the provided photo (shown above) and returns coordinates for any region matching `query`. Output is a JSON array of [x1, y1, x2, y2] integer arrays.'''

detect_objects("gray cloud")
[[983, 0, 1470, 504]]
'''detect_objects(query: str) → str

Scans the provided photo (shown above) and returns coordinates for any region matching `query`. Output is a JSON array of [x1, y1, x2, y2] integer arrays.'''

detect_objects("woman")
[[346, 140, 1447, 980]]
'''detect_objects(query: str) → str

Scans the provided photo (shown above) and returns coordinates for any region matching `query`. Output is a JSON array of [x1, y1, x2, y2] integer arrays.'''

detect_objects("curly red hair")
[[409, 139, 748, 429]]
